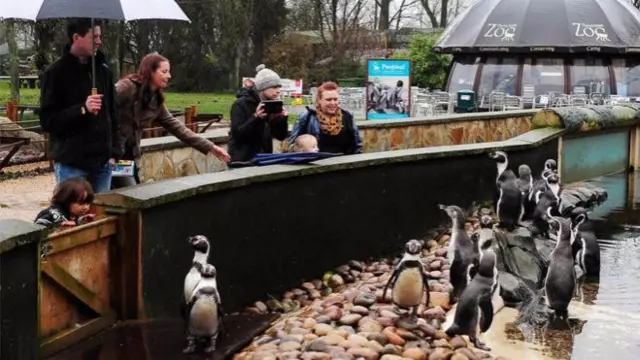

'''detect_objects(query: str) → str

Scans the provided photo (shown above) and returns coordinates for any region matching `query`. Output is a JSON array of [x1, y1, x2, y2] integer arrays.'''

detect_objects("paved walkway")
[[0, 171, 55, 222]]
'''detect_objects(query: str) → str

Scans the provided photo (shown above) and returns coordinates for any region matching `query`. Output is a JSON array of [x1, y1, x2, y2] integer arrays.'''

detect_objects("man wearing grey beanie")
[[228, 64, 289, 164]]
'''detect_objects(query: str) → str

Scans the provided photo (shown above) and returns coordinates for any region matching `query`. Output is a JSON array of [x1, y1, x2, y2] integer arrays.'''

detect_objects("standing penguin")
[[382, 239, 430, 321], [439, 204, 480, 303], [517, 164, 534, 219], [489, 151, 523, 230], [184, 235, 212, 304], [183, 263, 225, 354], [445, 237, 498, 351], [570, 207, 600, 279], [531, 174, 561, 238], [544, 209, 576, 321]]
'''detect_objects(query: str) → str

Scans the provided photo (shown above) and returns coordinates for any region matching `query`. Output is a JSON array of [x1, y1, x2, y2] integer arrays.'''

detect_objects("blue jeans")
[[54, 162, 113, 193]]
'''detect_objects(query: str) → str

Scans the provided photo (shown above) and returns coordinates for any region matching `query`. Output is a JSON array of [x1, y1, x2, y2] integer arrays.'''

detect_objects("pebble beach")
[[233, 214, 512, 360]]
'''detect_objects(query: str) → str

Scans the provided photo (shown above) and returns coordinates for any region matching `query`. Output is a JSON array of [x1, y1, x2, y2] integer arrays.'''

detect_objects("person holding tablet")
[[228, 64, 289, 164]]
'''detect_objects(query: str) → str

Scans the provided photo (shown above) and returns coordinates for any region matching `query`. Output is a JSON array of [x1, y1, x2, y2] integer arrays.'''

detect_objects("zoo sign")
[[483, 23, 516, 41], [572, 23, 610, 42]]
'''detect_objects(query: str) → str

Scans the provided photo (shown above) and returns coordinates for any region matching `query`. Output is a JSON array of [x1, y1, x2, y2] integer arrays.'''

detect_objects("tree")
[[392, 31, 451, 89], [5, 20, 20, 100]]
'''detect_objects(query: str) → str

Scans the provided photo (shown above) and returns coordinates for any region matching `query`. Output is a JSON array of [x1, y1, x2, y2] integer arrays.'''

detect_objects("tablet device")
[[262, 100, 283, 114]]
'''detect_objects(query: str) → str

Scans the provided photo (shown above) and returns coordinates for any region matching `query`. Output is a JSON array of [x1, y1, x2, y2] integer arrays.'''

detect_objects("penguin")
[[183, 235, 212, 304], [183, 263, 225, 354], [528, 159, 558, 206], [530, 173, 561, 238], [439, 204, 480, 303], [488, 151, 524, 230], [517, 164, 535, 219], [445, 236, 498, 351], [382, 239, 430, 321], [544, 158, 557, 174], [544, 209, 576, 321], [569, 207, 600, 279]]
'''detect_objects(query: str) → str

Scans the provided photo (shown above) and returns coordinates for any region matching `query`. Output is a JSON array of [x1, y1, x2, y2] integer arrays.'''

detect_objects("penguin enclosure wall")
[[4, 105, 640, 357]]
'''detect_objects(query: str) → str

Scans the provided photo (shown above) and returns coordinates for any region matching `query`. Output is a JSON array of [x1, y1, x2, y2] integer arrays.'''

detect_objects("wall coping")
[[97, 126, 563, 210], [139, 109, 539, 153], [0, 219, 45, 254]]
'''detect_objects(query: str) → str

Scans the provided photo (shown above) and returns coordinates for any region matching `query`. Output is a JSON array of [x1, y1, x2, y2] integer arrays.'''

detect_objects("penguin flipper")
[[445, 323, 460, 337], [479, 293, 494, 333], [422, 270, 431, 308], [382, 268, 400, 302]]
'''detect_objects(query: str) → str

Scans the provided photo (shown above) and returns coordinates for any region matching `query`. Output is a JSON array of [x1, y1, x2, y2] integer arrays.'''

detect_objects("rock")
[[251, 352, 277, 360], [396, 318, 420, 331], [328, 274, 345, 288], [434, 248, 448, 257], [451, 354, 469, 360], [349, 260, 365, 271], [347, 334, 370, 346], [559, 183, 608, 215], [403, 347, 428, 360], [377, 317, 395, 327], [312, 279, 324, 289], [314, 323, 333, 336], [302, 282, 316, 291], [367, 332, 389, 346], [305, 333, 319, 341], [429, 261, 442, 270], [497, 271, 535, 307], [365, 340, 385, 353], [359, 320, 384, 333], [381, 344, 402, 355], [347, 347, 380, 360], [340, 314, 363, 326], [379, 309, 400, 319], [323, 306, 343, 320], [354, 293, 377, 307], [429, 271, 443, 278], [423, 307, 447, 321], [380, 355, 404, 360], [254, 301, 268, 313], [303, 318, 317, 329], [382, 327, 406, 346], [455, 348, 480, 360], [429, 292, 450, 310], [322, 294, 345, 307], [450, 336, 467, 350], [307, 339, 330, 352], [351, 305, 370, 315], [432, 339, 450, 348], [279, 341, 302, 351], [493, 227, 548, 288], [428, 348, 454, 360], [339, 325, 356, 335], [315, 315, 331, 324], [396, 328, 419, 341], [300, 351, 332, 360], [320, 334, 345, 346]]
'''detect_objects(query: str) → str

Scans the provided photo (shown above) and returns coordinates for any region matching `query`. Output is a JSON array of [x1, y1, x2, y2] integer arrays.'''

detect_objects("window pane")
[[447, 57, 480, 94], [522, 58, 565, 95], [612, 58, 640, 97], [477, 57, 518, 96], [570, 58, 610, 94]]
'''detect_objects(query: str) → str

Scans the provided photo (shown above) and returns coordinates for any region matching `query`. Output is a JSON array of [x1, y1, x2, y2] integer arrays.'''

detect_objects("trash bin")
[[456, 90, 476, 113]]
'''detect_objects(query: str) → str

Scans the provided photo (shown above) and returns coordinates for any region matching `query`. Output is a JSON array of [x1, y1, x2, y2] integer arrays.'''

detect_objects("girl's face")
[[69, 192, 91, 217]]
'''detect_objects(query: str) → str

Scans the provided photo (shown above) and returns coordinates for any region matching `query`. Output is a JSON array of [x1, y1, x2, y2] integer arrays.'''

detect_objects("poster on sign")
[[365, 58, 411, 120], [242, 77, 303, 95]]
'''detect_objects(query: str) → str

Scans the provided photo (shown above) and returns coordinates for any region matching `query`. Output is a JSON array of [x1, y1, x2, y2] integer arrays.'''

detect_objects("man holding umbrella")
[[39, 18, 122, 193]]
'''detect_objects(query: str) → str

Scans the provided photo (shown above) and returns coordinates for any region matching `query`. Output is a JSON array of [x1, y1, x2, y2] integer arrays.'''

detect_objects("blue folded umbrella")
[[230, 152, 342, 167]]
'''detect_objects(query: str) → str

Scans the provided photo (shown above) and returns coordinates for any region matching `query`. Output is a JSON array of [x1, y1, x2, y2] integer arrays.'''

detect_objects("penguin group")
[[488, 151, 601, 320], [182, 235, 226, 354]]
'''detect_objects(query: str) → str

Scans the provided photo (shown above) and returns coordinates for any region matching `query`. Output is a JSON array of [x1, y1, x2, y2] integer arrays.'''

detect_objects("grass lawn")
[[0, 81, 305, 123]]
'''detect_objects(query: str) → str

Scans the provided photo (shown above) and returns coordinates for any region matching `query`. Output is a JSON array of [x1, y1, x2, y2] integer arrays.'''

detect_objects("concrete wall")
[[137, 110, 536, 183]]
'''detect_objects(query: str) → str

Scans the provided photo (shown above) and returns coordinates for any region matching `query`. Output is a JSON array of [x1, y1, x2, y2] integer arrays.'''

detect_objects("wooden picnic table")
[[0, 136, 30, 171]]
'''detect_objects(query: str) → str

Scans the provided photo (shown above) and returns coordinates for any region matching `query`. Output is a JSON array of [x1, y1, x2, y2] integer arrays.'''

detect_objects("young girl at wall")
[[34, 177, 96, 229]]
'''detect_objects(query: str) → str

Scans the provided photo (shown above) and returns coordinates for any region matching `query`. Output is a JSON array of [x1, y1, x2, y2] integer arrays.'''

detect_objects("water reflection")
[[505, 171, 640, 360]]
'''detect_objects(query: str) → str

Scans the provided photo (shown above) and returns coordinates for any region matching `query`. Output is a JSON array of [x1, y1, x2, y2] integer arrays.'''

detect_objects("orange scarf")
[[317, 108, 343, 136]]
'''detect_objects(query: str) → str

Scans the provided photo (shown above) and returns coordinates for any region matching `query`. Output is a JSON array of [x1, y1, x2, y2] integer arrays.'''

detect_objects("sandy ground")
[[0, 163, 55, 222]]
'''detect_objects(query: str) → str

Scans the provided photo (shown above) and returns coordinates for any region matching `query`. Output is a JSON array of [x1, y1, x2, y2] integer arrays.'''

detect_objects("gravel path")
[[0, 172, 54, 222]]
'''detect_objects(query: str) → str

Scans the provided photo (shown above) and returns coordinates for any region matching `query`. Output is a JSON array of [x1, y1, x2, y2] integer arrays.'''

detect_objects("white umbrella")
[[0, 0, 190, 102]]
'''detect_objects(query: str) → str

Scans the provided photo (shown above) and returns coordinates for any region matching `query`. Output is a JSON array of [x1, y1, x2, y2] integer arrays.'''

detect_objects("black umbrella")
[[433, 0, 640, 54]]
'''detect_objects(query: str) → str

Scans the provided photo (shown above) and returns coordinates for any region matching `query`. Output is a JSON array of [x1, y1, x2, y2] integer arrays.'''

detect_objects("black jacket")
[[39, 45, 122, 170], [228, 88, 288, 162]]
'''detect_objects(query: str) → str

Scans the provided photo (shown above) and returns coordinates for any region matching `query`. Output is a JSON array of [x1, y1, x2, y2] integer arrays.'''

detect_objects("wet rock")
[[403, 347, 428, 360], [323, 306, 343, 320], [455, 348, 480, 360], [498, 271, 535, 307], [300, 351, 332, 360], [351, 305, 370, 315], [347, 347, 380, 360], [359, 319, 384, 333], [429, 260, 442, 270], [303, 318, 317, 329], [314, 323, 333, 336], [429, 292, 450, 310], [381, 344, 402, 355], [367, 332, 389, 346], [396, 317, 420, 331], [339, 325, 356, 335], [365, 339, 385, 352], [348, 260, 366, 271], [396, 328, 420, 341], [328, 329, 349, 339], [428, 348, 454, 360], [429, 271, 443, 279], [304, 333, 319, 341], [434, 248, 448, 257], [307, 339, 330, 352], [450, 336, 467, 350], [382, 327, 406, 346], [423, 306, 447, 321], [432, 339, 451, 348], [315, 315, 331, 324], [377, 317, 395, 327], [379, 309, 400, 319], [340, 314, 363, 325], [320, 334, 345, 346], [354, 292, 377, 307], [380, 355, 404, 360], [347, 334, 370, 346], [493, 227, 547, 287], [279, 341, 302, 351]]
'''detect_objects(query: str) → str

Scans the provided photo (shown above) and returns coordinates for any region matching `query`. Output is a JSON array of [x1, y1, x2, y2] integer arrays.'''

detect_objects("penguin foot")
[[471, 337, 491, 351], [182, 337, 197, 354]]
